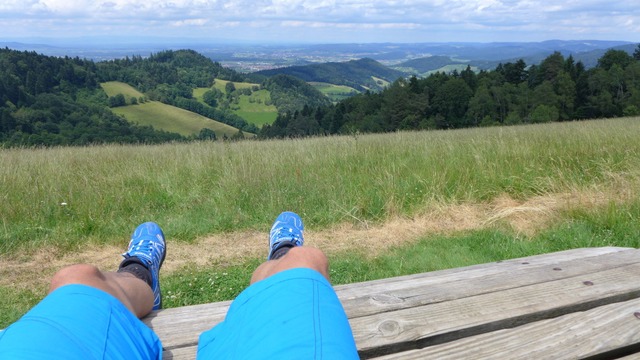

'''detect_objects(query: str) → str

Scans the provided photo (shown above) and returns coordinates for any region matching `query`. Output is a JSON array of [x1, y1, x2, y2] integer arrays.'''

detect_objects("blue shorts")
[[197, 267, 358, 359], [0, 284, 162, 360]]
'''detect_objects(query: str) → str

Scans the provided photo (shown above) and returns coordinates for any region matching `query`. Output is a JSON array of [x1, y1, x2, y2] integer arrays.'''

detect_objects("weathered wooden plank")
[[352, 262, 640, 358], [162, 345, 197, 360], [143, 301, 231, 351], [339, 248, 640, 318], [371, 297, 640, 359], [336, 247, 631, 298]]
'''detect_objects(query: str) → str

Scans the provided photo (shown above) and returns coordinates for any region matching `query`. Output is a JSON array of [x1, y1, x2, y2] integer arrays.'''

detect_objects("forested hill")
[[262, 75, 331, 115], [0, 48, 184, 146], [254, 58, 405, 92], [95, 49, 264, 134], [96, 49, 252, 96], [259, 48, 640, 138], [397, 56, 469, 74], [0, 48, 333, 147]]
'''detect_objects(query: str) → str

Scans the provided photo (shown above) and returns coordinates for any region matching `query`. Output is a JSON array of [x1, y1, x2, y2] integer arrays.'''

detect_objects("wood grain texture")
[[353, 261, 640, 357], [371, 297, 640, 359]]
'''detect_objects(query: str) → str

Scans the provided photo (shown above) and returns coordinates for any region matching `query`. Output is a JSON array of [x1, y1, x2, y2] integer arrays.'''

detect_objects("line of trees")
[[260, 47, 640, 138]]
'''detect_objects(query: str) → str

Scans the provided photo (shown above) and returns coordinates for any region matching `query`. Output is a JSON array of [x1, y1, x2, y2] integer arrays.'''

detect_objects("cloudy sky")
[[0, 0, 638, 44]]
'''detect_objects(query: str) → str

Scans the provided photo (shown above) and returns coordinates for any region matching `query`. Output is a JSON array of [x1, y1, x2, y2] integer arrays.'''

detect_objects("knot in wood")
[[371, 294, 404, 304], [378, 320, 401, 337]]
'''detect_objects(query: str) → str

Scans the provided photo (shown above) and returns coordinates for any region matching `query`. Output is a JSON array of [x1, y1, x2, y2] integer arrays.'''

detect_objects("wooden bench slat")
[[340, 248, 640, 318], [352, 261, 640, 357], [335, 246, 631, 296], [143, 301, 231, 350], [371, 296, 640, 359], [336, 246, 630, 295]]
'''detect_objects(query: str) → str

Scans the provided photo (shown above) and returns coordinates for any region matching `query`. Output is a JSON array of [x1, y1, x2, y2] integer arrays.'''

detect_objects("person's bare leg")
[[50, 264, 154, 318], [250, 246, 329, 284]]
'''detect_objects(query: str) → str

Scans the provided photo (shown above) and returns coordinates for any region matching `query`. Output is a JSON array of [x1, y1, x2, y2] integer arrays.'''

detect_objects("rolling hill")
[[395, 56, 474, 75], [254, 58, 405, 92], [393, 41, 639, 74]]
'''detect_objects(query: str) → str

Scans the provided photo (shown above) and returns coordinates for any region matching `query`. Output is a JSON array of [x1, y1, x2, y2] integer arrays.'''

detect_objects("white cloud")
[[0, 0, 637, 43], [171, 18, 209, 27]]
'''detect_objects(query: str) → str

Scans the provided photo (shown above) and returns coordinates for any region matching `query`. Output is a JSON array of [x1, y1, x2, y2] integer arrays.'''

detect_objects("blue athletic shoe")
[[122, 222, 166, 310], [268, 211, 304, 260]]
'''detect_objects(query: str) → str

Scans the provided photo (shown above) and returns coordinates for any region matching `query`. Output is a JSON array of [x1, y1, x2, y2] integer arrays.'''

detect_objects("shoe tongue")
[[121, 255, 150, 269]]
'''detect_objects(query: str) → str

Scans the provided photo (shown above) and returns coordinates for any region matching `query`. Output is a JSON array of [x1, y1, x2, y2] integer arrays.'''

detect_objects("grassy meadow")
[[2, 117, 640, 327], [112, 101, 242, 137], [310, 82, 359, 102], [233, 89, 278, 126], [102, 81, 242, 137], [100, 81, 145, 100], [195, 80, 278, 127]]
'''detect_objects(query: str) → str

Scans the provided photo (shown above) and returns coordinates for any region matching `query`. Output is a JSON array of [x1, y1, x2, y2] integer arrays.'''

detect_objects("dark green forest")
[[1, 45, 640, 147], [0, 48, 185, 146], [260, 47, 640, 138]]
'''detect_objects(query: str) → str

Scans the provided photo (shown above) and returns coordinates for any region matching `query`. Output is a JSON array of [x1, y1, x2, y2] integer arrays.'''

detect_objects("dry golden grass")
[[2, 181, 634, 293]]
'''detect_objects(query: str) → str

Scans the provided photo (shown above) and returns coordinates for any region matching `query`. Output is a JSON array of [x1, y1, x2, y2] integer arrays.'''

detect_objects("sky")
[[0, 0, 638, 45]]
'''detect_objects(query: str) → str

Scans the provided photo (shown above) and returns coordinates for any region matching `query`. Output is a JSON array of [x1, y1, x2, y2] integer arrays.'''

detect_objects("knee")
[[50, 264, 104, 292], [284, 247, 329, 277]]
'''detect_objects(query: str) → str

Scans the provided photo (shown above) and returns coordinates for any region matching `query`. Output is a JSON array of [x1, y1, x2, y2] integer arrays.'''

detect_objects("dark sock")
[[118, 257, 153, 287], [270, 244, 293, 260]]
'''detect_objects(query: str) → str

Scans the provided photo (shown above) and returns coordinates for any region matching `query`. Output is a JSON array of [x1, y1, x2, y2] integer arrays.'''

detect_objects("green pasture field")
[[100, 81, 145, 99], [193, 87, 209, 104], [310, 82, 359, 102], [101, 81, 243, 137], [2, 117, 640, 327], [111, 101, 241, 137], [233, 89, 277, 126], [371, 76, 390, 89], [194, 85, 278, 127], [212, 79, 257, 92]]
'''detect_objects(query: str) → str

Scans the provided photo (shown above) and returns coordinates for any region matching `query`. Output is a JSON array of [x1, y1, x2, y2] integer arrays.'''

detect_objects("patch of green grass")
[[233, 90, 277, 127], [310, 82, 359, 102], [212, 79, 257, 92], [192, 88, 209, 104], [195, 85, 278, 127], [111, 101, 240, 137], [371, 76, 390, 89], [100, 81, 145, 99], [0, 286, 43, 328], [162, 259, 262, 308]]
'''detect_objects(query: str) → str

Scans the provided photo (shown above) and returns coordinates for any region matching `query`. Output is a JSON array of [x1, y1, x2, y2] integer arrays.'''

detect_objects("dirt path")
[[1, 185, 631, 292]]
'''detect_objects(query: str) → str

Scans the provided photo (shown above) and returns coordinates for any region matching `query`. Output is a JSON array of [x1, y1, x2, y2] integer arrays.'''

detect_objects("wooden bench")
[[144, 247, 640, 359]]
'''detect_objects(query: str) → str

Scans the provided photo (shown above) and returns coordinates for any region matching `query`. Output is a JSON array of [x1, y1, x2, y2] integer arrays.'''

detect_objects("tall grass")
[[1, 118, 639, 254]]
